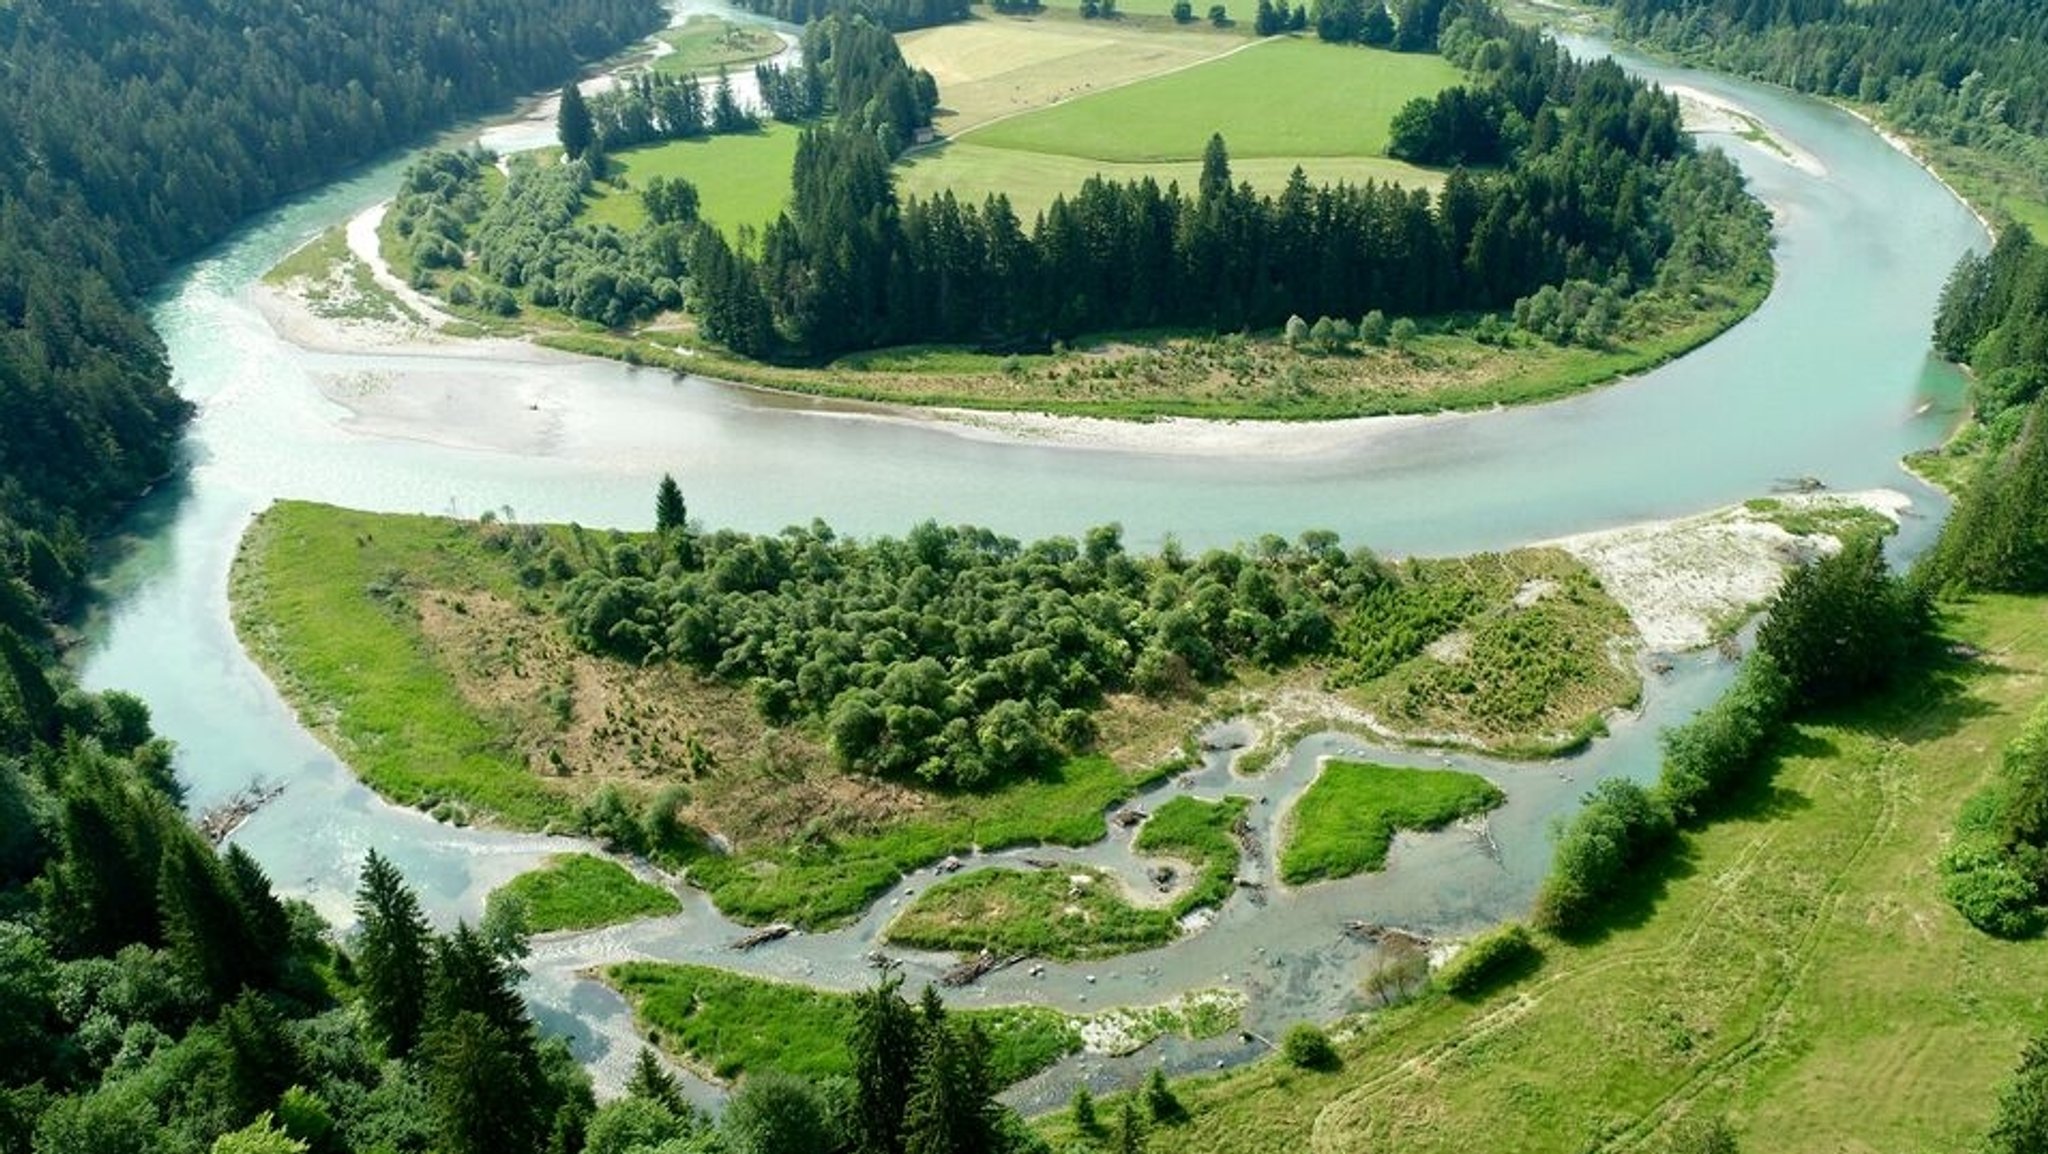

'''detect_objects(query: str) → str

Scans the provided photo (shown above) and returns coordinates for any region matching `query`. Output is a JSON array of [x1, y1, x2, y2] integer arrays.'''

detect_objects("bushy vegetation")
[[1940, 697, 2048, 937], [1279, 761, 1504, 885], [736, 0, 971, 31], [1436, 921, 1538, 997], [1282, 1023, 1341, 1070], [558, 517, 1385, 789], [1535, 537, 1926, 933], [485, 853, 682, 933]]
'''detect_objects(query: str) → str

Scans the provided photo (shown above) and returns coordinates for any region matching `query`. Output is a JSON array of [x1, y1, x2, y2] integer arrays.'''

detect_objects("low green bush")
[[1436, 922, 1538, 997]]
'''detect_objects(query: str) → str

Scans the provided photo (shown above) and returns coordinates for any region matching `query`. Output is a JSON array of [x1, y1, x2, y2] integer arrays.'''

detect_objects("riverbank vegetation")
[[884, 795, 1249, 959], [486, 853, 681, 933], [1049, 591, 2048, 1153], [1594, 0, 2048, 238], [651, 16, 785, 75], [1278, 760, 1503, 885], [229, 498, 1641, 929]]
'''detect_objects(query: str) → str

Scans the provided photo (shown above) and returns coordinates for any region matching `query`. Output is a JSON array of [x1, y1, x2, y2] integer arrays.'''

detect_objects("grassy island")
[[1277, 760, 1503, 885], [230, 500, 1641, 929]]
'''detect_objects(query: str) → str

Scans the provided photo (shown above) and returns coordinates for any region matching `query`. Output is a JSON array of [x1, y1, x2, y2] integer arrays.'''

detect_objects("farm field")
[[900, 13, 1241, 135], [1064, 595, 2048, 1154], [581, 123, 801, 235], [965, 36, 1460, 160]]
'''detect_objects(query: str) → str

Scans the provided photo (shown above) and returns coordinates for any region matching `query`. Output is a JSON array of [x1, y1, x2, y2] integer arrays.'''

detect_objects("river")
[[72, 15, 1985, 1105]]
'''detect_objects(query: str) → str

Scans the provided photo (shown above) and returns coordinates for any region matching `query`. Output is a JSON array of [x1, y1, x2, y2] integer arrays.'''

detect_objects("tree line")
[[1599, 0, 2048, 211], [753, 10, 940, 154], [692, 7, 1758, 361], [734, 0, 971, 32]]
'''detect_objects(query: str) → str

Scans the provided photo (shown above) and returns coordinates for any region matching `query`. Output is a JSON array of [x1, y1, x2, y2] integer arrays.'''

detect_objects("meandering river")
[[72, 15, 1985, 1103]]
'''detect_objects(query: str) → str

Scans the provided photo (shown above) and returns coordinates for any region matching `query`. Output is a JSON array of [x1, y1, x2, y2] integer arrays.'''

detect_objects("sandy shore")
[[885, 405, 1466, 459], [1550, 488, 1913, 651], [1668, 82, 1826, 177]]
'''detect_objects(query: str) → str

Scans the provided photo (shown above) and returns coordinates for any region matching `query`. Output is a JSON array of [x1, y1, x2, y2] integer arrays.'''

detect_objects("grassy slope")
[[966, 37, 1459, 161], [230, 504, 576, 829], [604, 962, 1079, 1084], [1278, 761, 1503, 885], [490, 853, 681, 932], [1080, 595, 2048, 1154]]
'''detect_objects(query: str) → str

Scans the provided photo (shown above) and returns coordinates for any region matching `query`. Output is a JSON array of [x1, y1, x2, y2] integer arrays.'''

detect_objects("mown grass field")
[[488, 853, 681, 932], [896, 143, 1442, 219], [1060, 594, 2048, 1154], [581, 122, 800, 235], [966, 37, 1459, 160], [900, 14, 1238, 135], [1278, 761, 1503, 885]]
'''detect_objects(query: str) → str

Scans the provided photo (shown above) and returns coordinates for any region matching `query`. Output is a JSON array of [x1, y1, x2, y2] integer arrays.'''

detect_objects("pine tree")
[[626, 1046, 690, 1116], [353, 850, 434, 1059], [159, 831, 258, 1001], [1116, 1100, 1146, 1154], [1198, 134, 1232, 205], [655, 474, 687, 535], [850, 976, 922, 1154], [559, 84, 595, 160]]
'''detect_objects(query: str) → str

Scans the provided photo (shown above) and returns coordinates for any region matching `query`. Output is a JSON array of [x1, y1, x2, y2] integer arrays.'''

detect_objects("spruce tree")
[[558, 84, 595, 161], [422, 926, 548, 1154], [655, 474, 687, 535], [159, 831, 258, 1001], [352, 850, 433, 1059], [850, 976, 921, 1154], [626, 1046, 691, 1116]]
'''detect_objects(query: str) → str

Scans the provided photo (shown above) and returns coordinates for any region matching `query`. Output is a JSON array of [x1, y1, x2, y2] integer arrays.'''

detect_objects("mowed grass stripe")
[[897, 143, 1443, 219], [967, 37, 1460, 161]]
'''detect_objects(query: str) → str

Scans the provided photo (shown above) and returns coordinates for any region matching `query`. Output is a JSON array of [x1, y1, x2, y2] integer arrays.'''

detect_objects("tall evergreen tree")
[[655, 474, 687, 535], [352, 850, 434, 1059], [159, 832, 261, 1002], [559, 84, 596, 161], [850, 976, 922, 1154], [422, 926, 548, 1154]]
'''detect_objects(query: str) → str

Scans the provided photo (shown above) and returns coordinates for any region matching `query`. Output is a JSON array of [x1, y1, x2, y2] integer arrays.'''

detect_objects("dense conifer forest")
[[1598, 0, 2048, 211], [0, 0, 663, 617], [0, 2, 697, 1151], [690, 8, 1764, 360]]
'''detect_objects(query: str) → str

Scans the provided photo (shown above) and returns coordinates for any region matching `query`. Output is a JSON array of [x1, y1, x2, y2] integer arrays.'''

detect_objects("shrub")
[[1533, 778, 1673, 934], [1436, 922, 1537, 997], [1143, 1068, 1182, 1123], [1941, 839, 2042, 938], [1281, 1023, 1338, 1071]]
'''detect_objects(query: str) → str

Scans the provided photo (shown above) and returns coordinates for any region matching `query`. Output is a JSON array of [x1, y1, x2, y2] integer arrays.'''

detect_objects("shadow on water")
[[69, 469, 199, 647]]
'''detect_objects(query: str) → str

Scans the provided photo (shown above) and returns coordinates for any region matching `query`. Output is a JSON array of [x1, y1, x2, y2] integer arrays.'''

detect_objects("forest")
[[690, 7, 1761, 360], [0, 0, 665, 618], [0, 0, 707, 1151], [1598, 0, 2048, 217]]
